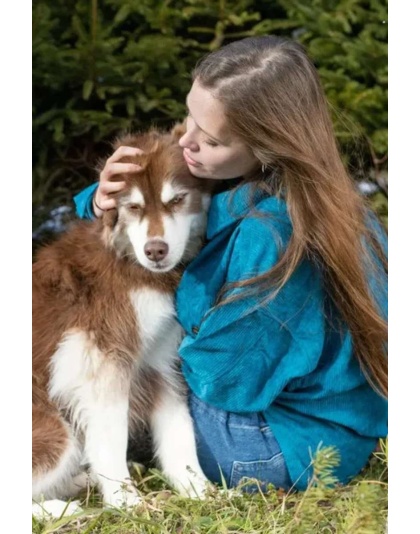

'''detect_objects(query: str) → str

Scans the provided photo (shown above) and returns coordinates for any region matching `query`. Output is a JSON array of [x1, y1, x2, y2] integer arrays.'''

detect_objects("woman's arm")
[[179, 216, 326, 413]]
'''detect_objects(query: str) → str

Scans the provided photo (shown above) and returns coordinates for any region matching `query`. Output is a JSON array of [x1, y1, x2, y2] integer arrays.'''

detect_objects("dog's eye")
[[128, 204, 141, 212], [170, 194, 187, 205]]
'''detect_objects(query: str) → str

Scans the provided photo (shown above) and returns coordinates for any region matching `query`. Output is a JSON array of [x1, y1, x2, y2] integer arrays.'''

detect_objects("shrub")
[[33, 0, 387, 218]]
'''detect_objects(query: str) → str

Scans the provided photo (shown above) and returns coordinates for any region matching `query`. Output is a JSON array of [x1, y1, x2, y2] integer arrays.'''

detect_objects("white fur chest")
[[129, 288, 183, 374]]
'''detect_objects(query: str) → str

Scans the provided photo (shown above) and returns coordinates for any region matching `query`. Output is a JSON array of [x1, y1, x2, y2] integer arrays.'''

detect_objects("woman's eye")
[[205, 140, 219, 147]]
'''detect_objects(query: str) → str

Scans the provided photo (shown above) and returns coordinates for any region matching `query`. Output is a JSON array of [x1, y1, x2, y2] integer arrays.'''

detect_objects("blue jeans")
[[189, 392, 292, 493]]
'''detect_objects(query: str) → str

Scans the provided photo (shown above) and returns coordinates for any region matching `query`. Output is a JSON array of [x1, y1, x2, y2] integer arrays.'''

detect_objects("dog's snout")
[[144, 240, 169, 262]]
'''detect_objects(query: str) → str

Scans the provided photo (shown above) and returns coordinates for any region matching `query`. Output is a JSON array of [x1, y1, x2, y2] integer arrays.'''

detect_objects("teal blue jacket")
[[74, 183, 388, 490]]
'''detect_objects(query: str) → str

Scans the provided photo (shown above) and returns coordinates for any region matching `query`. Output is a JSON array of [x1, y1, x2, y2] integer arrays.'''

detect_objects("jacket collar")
[[206, 182, 269, 240]]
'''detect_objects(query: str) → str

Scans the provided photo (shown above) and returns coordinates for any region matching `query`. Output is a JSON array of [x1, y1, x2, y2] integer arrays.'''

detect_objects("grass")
[[32, 441, 387, 534]]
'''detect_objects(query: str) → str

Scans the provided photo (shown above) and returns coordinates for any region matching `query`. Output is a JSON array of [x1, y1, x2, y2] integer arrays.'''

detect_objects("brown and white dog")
[[32, 126, 212, 517]]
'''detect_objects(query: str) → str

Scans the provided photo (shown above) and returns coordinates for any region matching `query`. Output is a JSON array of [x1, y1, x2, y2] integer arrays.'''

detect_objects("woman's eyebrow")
[[185, 96, 225, 144]]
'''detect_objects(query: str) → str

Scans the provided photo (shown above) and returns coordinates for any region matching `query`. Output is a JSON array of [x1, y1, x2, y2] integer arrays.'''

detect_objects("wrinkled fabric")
[[175, 183, 387, 490]]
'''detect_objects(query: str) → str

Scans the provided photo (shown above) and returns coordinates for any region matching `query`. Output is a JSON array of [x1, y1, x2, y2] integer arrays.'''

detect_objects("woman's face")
[[178, 81, 259, 180]]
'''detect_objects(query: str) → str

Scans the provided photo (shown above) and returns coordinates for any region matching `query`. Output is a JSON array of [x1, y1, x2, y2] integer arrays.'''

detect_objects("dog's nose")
[[144, 240, 169, 262]]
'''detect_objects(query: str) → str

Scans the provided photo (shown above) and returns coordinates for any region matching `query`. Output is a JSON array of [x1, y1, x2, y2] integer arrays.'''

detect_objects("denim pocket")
[[230, 452, 290, 492]]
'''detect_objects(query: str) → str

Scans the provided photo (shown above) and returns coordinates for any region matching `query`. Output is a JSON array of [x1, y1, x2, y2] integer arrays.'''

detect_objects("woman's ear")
[[170, 120, 187, 142]]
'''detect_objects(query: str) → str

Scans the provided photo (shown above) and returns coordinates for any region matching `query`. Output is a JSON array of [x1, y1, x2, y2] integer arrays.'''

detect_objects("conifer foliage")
[[33, 0, 387, 210]]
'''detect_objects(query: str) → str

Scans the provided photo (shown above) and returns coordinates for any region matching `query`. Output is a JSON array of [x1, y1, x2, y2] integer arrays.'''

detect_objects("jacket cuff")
[[73, 182, 99, 220]]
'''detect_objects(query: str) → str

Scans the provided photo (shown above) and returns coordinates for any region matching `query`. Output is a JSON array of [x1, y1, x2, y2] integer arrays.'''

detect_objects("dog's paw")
[[182, 481, 209, 499], [173, 471, 211, 499], [103, 487, 142, 510], [32, 499, 82, 520]]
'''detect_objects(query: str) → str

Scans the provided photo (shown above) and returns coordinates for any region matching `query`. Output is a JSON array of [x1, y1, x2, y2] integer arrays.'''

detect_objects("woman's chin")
[[189, 167, 211, 179]]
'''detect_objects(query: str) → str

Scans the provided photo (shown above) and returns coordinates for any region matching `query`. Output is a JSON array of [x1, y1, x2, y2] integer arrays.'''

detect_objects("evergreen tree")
[[33, 0, 387, 222]]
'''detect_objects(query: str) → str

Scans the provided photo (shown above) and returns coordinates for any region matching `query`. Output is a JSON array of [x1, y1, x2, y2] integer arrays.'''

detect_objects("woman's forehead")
[[186, 81, 232, 144]]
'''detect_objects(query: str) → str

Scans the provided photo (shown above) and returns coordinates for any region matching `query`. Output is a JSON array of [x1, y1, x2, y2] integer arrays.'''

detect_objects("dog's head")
[[101, 124, 213, 273]]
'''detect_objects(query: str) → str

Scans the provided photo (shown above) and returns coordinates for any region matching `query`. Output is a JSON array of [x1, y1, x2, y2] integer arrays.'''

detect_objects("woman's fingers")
[[100, 162, 142, 181], [93, 187, 118, 217], [94, 146, 143, 217], [101, 180, 127, 194], [107, 146, 144, 164], [97, 197, 117, 211]]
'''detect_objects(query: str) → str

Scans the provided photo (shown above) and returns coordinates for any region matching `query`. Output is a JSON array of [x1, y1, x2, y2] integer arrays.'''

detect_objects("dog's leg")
[[32, 405, 83, 500], [83, 393, 141, 508], [32, 406, 84, 518], [151, 386, 209, 498], [48, 332, 141, 509]]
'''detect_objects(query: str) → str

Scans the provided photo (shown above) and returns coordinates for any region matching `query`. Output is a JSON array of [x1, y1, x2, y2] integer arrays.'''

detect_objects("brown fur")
[[32, 220, 182, 385], [32, 391, 72, 476], [32, 126, 213, 503]]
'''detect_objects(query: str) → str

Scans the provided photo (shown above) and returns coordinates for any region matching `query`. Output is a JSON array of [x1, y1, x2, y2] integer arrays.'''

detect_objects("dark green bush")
[[33, 0, 387, 216], [277, 0, 387, 179]]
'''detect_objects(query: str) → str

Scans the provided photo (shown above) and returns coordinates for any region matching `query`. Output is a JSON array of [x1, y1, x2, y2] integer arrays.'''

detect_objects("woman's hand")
[[93, 146, 143, 218]]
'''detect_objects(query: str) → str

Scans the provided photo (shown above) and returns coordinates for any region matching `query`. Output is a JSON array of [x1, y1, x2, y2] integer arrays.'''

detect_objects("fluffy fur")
[[32, 126, 212, 517]]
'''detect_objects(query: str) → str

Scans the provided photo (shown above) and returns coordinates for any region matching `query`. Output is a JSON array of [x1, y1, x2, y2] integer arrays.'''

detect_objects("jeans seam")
[[230, 452, 285, 488]]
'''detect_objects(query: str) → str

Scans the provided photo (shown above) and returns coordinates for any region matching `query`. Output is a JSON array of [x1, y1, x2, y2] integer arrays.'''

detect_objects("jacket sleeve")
[[179, 216, 326, 413], [73, 182, 98, 220]]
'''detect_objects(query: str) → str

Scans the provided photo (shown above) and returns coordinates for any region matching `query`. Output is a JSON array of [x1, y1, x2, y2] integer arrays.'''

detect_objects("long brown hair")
[[193, 36, 388, 397]]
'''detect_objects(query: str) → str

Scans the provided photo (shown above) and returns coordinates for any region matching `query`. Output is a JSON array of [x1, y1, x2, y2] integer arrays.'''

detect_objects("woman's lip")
[[183, 150, 201, 166]]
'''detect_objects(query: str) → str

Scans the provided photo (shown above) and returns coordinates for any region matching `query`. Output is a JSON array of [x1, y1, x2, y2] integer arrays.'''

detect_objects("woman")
[[74, 36, 387, 492]]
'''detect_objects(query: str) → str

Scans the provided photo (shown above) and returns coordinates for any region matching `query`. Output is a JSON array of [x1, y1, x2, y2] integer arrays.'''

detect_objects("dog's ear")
[[101, 208, 118, 248], [103, 208, 118, 228], [169, 120, 187, 142], [112, 132, 141, 152], [112, 131, 160, 162]]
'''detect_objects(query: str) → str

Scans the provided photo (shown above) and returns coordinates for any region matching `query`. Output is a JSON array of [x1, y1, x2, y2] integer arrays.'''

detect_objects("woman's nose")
[[178, 131, 199, 152]]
